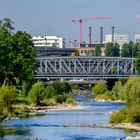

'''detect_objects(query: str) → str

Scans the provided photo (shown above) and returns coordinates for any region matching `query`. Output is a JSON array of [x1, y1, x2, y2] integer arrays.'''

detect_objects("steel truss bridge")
[[35, 56, 137, 79]]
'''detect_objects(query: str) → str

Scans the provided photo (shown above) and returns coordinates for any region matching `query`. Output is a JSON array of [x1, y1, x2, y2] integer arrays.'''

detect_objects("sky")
[[0, 0, 140, 45]]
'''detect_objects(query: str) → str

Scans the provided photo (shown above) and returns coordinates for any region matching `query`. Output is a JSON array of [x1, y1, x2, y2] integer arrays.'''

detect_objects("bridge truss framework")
[[35, 56, 137, 79]]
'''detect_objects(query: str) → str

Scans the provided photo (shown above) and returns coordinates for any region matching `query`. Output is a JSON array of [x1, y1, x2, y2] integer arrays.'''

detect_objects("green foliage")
[[109, 77, 140, 124], [127, 105, 140, 123], [45, 86, 56, 99], [110, 105, 140, 124], [71, 84, 80, 92], [121, 77, 140, 106], [110, 108, 127, 123], [110, 81, 123, 100], [95, 44, 101, 56], [105, 43, 120, 57], [22, 81, 32, 95], [0, 85, 17, 113], [29, 81, 45, 106], [136, 46, 140, 74], [52, 81, 72, 95], [121, 41, 135, 57], [45, 81, 74, 104], [52, 81, 63, 95], [61, 82, 71, 94], [0, 18, 36, 85], [92, 81, 108, 95]]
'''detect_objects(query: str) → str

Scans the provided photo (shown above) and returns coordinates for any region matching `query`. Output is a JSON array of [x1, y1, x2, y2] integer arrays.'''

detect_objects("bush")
[[56, 95, 67, 104], [0, 85, 17, 113], [110, 81, 123, 100], [45, 86, 56, 99], [92, 81, 108, 96], [29, 81, 45, 106], [127, 105, 140, 123], [121, 77, 140, 106], [71, 84, 79, 92], [22, 81, 32, 95], [109, 108, 127, 123]]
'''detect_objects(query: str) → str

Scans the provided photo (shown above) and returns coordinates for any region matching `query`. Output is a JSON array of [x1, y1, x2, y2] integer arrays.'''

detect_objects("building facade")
[[135, 34, 140, 43], [32, 36, 65, 48], [105, 34, 129, 48]]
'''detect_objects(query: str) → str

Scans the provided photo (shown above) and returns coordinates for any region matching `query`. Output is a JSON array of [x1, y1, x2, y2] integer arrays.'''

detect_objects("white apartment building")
[[32, 36, 65, 48], [135, 34, 140, 43], [105, 34, 129, 49]]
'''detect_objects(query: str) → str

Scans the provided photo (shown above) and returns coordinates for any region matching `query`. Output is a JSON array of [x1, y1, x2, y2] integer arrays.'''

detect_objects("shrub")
[[110, 81, 123, 100], [29, 81, 45, 106], [109, 108, 127, 123], [61, 82, 71, 94], [45, 86, 56, 99], [127, 105, 140, 123], [71, 84, 80, 92], [56, 95, 67, 104], [0, 85, 17, 113], [121, 77, 140, 106], [92, 81, 108, 96], [22, 81, 32, 95]]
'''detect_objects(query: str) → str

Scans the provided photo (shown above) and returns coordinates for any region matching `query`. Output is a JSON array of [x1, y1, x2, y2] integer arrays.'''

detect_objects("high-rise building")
[[105, 34, 129, 49], [135, 34, 140, 43], [32, 36, 65, 48]]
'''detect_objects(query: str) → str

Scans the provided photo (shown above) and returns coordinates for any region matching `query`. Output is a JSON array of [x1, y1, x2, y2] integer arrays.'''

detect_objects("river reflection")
[[0, 94, 140, 140]]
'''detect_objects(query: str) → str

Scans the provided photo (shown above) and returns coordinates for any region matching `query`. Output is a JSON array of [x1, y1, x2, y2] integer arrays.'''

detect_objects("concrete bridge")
[[35, 56, 137, 80]]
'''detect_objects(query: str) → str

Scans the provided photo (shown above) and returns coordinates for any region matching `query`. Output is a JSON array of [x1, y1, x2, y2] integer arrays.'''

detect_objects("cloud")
[[135, 15, 140, 23]]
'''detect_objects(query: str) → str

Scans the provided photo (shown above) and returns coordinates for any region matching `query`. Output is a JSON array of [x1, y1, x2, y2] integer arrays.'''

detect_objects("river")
[[0, 93, 140, 140]]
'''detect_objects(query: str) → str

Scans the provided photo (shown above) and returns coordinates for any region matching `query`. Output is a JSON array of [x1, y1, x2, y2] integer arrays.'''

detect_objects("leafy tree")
[[61, 82, 71, 94], [121, 41, 135, 57], [134, 43, 140, 57], [45, 86, 56, 99], [10, 31, 36, 83], [0, 18, 14, 32], [0, 18, 36, 85], [121, 77, 140, 106], [0, 19, 14, 84], [105, 43, 120, 57], [29, 81, 45, 106], [52, 81, 63, 95], [92, 81, 108, 95], [110, 81, 123, 100], [95, 44, 101, 56]]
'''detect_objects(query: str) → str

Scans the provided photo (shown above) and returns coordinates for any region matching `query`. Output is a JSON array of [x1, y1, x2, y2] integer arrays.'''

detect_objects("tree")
[[110, 81, 123, 100], [0, 18, 36, 85], [95, 44, 101, 56], [61, 82, 71, 94], [121, 41, 135, 57], [92, 81, 108, 95], [10, 31, 36, 83], [105, 43, 120, 57], [0, 18, 14, 84], [45, 86, 56, 99], [135, 43, 140, 57]]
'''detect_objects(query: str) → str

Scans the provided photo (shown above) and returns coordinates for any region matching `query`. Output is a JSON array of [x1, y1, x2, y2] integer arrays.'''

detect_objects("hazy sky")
[[0, 0, 140, 44]]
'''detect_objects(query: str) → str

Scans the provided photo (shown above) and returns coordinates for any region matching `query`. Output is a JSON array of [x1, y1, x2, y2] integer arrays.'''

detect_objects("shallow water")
[[0, 94, 140, 140]]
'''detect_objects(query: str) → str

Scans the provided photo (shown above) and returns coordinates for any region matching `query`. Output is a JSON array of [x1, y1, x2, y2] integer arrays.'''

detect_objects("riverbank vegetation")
[[0, 81, 76, 121], [0, 18, 76, 121], [92, 77, 140, 125]]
